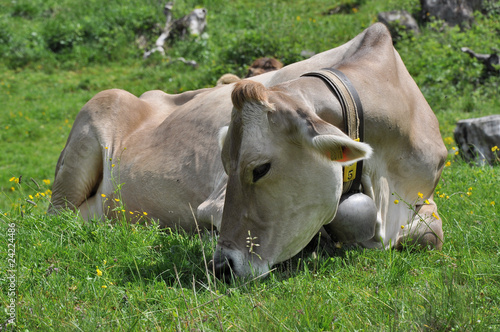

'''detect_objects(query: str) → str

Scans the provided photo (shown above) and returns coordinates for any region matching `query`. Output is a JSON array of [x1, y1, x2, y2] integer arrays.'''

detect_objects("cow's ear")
[[312, 134, 372, 165], [218, 126, 229, 150]]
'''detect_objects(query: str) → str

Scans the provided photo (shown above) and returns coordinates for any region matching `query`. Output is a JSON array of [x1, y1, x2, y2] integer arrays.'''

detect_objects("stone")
[[378, 10, 420, 36], [420, 0, 482, 28], [454, 115, 500, 165]]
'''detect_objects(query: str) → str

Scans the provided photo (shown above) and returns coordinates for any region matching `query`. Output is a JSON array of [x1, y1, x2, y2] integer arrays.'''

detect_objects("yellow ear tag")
[[343, 163, 357, 182], [342, 138, 359, 182]]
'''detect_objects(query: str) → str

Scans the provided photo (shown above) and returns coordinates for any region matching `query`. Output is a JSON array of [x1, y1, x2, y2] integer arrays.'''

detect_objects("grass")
[[1, 0, 500, 330], [2, 176, 499, 330]]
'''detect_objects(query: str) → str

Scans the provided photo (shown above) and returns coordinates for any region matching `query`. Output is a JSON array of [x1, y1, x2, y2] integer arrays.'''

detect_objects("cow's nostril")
[[213, 253, 235, 282]]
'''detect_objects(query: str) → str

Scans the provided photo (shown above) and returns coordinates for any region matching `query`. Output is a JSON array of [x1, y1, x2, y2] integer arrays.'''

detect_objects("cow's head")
[[213, 80, 372, 279]]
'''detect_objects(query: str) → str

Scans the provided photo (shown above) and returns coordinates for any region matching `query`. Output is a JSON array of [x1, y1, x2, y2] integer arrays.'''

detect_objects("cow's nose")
[[212, 251, 235, 282]]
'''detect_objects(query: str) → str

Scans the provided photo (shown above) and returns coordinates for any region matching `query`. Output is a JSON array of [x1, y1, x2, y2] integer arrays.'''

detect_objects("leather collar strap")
[[301, 68, 365, 194]]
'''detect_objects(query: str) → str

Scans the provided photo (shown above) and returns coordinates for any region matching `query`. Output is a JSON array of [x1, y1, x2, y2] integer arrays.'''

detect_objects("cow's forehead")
[[239, 102, 271, 130], [227, 103, 273, 163], [229, 93, 316, 151]]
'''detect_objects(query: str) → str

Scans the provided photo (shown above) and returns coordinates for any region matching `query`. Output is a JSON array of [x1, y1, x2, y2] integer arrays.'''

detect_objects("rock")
[[454, 115, 500, 165], [420, 0, 481, 28], [378, 10, 420, 36]]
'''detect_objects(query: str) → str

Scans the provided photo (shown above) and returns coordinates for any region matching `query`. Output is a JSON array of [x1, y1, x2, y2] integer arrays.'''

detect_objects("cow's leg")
[[48, 118, 104, 217], [396, 196, 443, 250]]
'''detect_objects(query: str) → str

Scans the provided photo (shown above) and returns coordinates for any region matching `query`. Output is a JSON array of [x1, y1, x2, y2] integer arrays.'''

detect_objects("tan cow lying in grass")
[[49, 23, 447, 278]]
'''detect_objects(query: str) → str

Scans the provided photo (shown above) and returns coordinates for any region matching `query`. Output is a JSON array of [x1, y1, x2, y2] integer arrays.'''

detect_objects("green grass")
[[2, 176, 499, 330], [1, 0, 500, 330]]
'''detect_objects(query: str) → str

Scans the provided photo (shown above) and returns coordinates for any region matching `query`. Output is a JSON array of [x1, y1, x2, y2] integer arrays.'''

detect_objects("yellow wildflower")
[[10, 187, 15, 192], [105, 147, 108, 150], [296, 16, 301, 21], [29, 195, 34, 200], [401, 225, 405, 229], [424, 199, 430, 204], [418, 192, 424, 199], [467, 192, 472, 196], [96, 268, 103, 277], [492, 146, 498, 152], [394, 199, 399, 204], [101, 285, 107, 289], [130, 211, 134, 214], [111, 164, 115, 168], [43, 179, 50, 185], [352, 7, 358, 13], [444, 137, 454, 145], [432, 212, 440, 220], [490, 201, 495, 206], [101, 194, 106, 198], [445, 161, 451, 167], [114, 198, 120, 202], [143, 212, 148, 216], [455, 151, 459, 155]]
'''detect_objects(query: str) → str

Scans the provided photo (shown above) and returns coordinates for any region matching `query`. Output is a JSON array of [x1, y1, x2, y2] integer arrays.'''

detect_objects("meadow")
[[1, 0, 499, 330]]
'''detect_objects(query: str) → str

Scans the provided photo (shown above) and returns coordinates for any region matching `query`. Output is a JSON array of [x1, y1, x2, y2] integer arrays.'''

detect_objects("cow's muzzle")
[[211, 248, 236, 282]]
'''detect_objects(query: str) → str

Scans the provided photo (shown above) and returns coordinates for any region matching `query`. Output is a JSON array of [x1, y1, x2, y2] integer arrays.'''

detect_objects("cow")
[[245, 57, 284, 78], [216, 57, 284, 86], [48, 23, 447, 279]]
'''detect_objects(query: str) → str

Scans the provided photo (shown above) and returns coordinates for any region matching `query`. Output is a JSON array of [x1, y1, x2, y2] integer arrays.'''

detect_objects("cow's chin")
[[237, 260, 272, 280]]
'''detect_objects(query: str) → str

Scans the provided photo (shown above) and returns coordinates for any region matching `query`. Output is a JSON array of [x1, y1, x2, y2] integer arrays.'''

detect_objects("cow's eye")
[[252, 163, 271, 183]]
